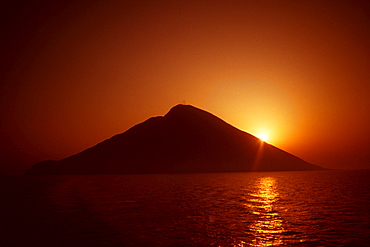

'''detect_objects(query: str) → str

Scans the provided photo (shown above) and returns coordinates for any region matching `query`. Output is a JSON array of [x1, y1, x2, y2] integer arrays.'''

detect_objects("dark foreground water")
[[1, 170, 369, 246]]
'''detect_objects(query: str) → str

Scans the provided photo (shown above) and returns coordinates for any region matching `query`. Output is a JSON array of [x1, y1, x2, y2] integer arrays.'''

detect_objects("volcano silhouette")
[[25, 105, 323, 175]]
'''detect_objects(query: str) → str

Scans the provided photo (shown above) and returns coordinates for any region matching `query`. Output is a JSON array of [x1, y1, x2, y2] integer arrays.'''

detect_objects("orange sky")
[[1, 0, 370, 174]]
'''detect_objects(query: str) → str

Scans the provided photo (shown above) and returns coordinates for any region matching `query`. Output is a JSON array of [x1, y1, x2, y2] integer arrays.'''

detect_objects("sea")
[[1, 170, 369, 246]]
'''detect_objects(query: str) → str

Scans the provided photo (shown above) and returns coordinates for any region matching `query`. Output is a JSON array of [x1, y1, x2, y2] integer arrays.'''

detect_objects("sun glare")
[[258, 132, 269, 142]]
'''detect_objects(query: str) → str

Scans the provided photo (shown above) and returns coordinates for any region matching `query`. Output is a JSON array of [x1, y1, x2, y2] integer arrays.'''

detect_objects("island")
[[25, 105, 323, 175]]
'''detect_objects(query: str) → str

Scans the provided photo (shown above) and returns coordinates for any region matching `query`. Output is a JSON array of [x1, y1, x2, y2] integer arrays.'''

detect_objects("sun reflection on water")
[[247, 177, 285, 246]]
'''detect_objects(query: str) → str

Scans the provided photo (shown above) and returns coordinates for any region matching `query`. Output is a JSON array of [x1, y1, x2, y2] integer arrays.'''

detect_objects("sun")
[[257, 132, 269, 142]]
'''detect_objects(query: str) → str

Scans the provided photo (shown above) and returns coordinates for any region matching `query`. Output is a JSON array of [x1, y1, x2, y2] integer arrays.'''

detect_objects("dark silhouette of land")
[[25, 105, 323, 175]]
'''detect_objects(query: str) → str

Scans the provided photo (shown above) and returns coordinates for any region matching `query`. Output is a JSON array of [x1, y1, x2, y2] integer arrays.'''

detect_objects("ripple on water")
[[1, 170, 369, 246]]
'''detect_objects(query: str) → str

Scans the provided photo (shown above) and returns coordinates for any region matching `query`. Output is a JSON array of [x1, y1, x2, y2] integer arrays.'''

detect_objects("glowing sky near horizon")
[[1, 0, 370, 174]]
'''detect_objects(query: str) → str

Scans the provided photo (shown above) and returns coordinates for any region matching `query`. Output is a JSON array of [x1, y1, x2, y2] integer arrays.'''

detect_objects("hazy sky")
[[1, 0, 370, 174]]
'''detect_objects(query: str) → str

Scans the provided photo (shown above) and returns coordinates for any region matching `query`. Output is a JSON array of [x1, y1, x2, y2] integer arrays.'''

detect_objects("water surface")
[[1, 170, 369, 246]]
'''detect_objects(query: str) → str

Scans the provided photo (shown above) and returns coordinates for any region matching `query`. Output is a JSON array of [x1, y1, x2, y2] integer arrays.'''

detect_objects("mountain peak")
[[164, 104, 222, 124], [165, 104, 204, 117]]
